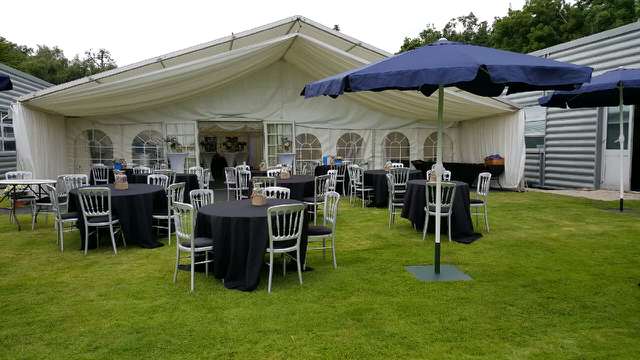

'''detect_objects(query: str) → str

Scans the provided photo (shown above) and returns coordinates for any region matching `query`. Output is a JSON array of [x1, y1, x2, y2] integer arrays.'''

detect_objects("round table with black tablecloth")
[[364, 169, 423, 207], [89, 168, 134, 185], [126, 173, 198, 203], [195, 199, 308, 291], [68, 184, 167, 249], [276, 175, 315, 201], [400, 179, 481, 244]]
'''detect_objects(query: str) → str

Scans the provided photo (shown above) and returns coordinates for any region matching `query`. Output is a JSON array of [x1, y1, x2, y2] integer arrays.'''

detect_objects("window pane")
[[606, 106, 630, 150], [525, 136, 544, 149]]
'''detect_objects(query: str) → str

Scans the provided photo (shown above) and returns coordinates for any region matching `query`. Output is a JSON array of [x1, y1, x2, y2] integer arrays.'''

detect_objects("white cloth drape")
[[458, 111, 526, 189], [11, 102, 66, 179]]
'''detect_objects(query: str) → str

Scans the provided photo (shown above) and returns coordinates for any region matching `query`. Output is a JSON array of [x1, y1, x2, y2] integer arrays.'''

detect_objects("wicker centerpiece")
[[383, 161, 392, 171], [279, 167, 291, 179], [251, 184, 267, 206], [114, 172, 129, 190], [484, 154, 505, 166]]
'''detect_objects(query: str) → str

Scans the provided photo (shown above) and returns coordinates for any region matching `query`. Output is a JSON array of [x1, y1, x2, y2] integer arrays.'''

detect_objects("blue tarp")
[[0, 75, 12, 91]]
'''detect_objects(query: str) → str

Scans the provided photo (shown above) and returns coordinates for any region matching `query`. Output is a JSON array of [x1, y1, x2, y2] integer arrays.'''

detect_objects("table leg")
[[12, 185, 21, 231]]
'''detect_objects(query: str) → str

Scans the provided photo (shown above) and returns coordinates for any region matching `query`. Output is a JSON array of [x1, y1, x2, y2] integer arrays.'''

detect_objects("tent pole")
[[434, 86, 444, 274], [619, 85, 625, 212]]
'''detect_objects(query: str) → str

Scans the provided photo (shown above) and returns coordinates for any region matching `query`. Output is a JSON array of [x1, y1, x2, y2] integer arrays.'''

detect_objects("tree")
[[0, 37, 118, 84], [400, 0, 640, 54]]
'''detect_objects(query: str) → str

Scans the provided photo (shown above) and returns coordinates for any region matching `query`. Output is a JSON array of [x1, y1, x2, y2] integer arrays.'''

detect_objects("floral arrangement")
[[281, 136, 292, 152], [222, 137, 247, 152], [165, 136, 183, 152]]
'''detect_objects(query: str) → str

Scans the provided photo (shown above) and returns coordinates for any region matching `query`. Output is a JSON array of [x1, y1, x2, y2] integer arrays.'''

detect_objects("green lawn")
[[1, 191, 639, 359]]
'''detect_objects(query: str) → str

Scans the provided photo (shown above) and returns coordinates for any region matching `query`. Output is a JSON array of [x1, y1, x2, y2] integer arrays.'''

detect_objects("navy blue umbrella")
[[302, 39, 592, 275], [0, 75, 12, 91], [539, 68, 640, 211]]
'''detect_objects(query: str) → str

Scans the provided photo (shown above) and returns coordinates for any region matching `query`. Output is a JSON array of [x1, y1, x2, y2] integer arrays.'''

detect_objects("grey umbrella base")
[[405, 265, 472, 282]]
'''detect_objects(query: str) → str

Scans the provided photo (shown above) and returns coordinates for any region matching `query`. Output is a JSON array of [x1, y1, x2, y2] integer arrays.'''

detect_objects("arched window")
[[132, 130, 164, 166], [383, 132, 410, 164], [295, 133, 322, 161], [74, 129, 113, 170], [336, 132, 364, 163], [423, 132, 454, 161]]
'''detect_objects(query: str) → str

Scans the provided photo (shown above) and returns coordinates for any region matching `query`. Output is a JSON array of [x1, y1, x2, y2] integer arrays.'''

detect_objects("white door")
[[601, 106, 633, 190]]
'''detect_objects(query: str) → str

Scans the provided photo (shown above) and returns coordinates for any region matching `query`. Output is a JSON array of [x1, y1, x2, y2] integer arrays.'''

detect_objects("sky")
[[1, 0, 526, 66]]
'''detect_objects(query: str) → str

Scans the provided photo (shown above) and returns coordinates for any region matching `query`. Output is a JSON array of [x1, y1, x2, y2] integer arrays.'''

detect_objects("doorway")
[[631, 107, 640, 191], [198, 121, 264, 186], [601, 106, 632, 190]]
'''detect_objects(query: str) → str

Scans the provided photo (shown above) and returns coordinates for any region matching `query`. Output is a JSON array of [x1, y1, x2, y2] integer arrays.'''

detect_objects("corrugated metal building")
[[508, 21, 640, 191], [0, 63, 51, 177]]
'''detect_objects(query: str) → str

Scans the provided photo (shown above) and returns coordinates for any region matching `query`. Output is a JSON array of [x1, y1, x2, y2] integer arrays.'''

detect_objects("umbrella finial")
[[438, 37, 448, 42]]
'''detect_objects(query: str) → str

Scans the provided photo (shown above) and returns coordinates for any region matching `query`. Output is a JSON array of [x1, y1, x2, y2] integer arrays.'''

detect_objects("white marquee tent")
[[12, 16, 525, 188]]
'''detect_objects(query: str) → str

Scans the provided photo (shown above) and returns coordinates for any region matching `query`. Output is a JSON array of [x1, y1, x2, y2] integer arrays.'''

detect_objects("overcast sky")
[[2, 0, 526, 66]]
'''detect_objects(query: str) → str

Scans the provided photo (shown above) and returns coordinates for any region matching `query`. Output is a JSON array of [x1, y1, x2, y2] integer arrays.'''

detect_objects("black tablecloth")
[[400, 180, 481, 244], [277, 175, 315, 200], [68, 184, 167, 249], [251, 170, 268, 177], [412, 160, 505, 187], [314, 165, 349, 194], [127, 173, 198, 203], [195, 199, 308, 291], [364, 169, 423, 207]]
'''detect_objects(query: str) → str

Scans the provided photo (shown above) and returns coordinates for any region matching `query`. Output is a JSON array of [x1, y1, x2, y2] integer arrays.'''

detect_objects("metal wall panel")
[[0, 63, 51, 175], [507, 22, 640, 188]]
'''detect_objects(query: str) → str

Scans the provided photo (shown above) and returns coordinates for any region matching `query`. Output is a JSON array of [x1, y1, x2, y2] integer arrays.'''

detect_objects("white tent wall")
[[11, 103, 66, 179], [458, 111, 526, 189]]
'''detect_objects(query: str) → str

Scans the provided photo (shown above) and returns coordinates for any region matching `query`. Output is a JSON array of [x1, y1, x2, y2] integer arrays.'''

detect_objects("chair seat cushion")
[[303, 196, 324, 203], [152, 208, 169, 216], [181, 237, 214, 248], [308, 225, 332, 236], [470, 198, 485, 205], [86, 215, 118, 224], [60, 212, 79, 220], [426, 205, 451, 213]]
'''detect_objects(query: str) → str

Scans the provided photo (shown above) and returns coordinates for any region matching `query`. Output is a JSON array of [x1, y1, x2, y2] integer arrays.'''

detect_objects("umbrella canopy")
[[538, 68, 640, 108], [302, 39, 592, 275], [302, 39, 592, 98], [538, 68, 640, 212], [0, 75, 13, 91]]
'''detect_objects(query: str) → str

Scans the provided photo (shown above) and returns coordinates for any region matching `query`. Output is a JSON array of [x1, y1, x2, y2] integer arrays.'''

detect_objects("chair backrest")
[[147, 174, 169, 188], [153, 169, 175, 183], [313, 174, 330, 200], [238, 170, 252, 189], [43, 184, 63, 218], [224, 167, 238, 185], [167, 182, 186, 209], [322, 191, 340, 230], [266, 168, 282, 178], [391, 162, 404, 168], [77, 187, 113, 219], [386, 173, 401, 204], [189, 189, 214, 211], [443, 170, 452, 181], [425, 182, 456, 215], [476, 172, 492, 197], [350, 166, 365, 186], [5, 171, 33, 180], [188, 166, 204, 177], [62, 174, 88, 193], [390, 167, 410, 186], [326, 170, 338, 191], [91, 164, 110, 182], [235, 164, 250, 172], [263, 186, 291, 199], [266, 203, 305, 249], [173, 201, 195, 248], [336, 163, 348, 178], [133, 166, 151, 175], [252, 176, 277, 188], [346, 164, 359, 184], [199, 168, 211, 189]]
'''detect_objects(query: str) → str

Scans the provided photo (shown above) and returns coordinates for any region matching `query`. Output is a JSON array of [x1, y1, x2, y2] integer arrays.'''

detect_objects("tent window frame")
[[336, 132, 364, 164], [75, 129, 114, 168], [382, 131, 410, 164], [295, 133, 322, 162], [132, 130, 164, 167], [423, 131, 454, 162]]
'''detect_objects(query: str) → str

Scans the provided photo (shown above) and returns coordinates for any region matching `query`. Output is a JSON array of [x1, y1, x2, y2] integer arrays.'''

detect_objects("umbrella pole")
[[434, 86, 444, 274], [619, 85, 624, 212]]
